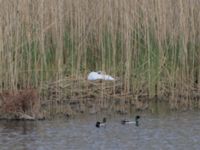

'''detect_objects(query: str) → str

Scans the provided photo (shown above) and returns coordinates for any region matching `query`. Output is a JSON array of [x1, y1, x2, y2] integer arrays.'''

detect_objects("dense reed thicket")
[[0, 0, 200, 110]]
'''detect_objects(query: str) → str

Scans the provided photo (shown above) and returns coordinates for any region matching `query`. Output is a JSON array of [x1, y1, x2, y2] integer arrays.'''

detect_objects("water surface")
[[0, 112, 200, 150]]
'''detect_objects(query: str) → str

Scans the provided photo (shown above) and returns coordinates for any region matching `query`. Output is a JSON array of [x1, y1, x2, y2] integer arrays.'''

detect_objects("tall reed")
[[0, 0, 200, 105]]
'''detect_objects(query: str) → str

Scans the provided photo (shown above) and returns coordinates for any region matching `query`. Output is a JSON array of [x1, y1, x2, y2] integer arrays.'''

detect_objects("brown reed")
[[0, 0, 200, 113]]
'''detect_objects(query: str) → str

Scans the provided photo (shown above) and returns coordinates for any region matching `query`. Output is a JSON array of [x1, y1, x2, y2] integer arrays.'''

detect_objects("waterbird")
[[87, 71, 115, 81], [96, 117, 106, 128], [121, 115, 140, 126]]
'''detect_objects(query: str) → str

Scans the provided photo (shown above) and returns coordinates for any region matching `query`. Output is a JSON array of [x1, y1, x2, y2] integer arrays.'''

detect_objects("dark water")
[[0, 112, 200, 150]]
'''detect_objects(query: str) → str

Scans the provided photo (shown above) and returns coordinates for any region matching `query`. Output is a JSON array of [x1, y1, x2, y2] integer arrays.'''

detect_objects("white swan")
[[87, 71, 115, 81]]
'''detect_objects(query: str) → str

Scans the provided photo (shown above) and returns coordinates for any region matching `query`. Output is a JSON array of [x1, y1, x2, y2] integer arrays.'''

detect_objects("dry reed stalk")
[[0, 0, 200, 111]]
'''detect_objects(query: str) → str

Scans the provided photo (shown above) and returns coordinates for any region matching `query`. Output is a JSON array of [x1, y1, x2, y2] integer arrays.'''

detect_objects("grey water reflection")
[[1, 111, 200, 150]]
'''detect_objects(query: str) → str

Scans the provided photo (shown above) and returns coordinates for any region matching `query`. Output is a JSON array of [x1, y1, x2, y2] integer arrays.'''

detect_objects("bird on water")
[[96, 117, 107, 128], [121, 115, 141, 126]]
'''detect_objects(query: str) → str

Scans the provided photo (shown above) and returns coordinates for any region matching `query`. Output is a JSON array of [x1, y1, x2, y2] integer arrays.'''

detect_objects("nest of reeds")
[[40, 77, 138, 117]]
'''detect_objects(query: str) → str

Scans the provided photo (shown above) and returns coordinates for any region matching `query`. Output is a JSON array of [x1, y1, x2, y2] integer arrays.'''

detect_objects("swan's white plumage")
[[87, 71, 115, 81]]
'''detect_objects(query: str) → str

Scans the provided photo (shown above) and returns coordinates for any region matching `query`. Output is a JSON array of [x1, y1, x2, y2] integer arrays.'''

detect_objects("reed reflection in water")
[[0, 112, 200, 150]]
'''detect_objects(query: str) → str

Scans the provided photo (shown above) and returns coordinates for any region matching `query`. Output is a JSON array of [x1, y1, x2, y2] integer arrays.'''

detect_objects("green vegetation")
[[0, 0, 200, 111]]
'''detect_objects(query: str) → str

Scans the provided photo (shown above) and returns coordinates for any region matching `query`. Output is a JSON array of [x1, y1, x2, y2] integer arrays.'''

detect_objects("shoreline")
[[1, 94, 200, 121], [1, 79, 200, 120]]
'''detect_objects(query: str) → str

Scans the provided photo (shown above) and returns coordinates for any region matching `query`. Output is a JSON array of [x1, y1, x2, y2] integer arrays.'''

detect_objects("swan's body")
[[96, 118, 107, 128], [88, 71, 115, 81], [121, 115, 140, 126]]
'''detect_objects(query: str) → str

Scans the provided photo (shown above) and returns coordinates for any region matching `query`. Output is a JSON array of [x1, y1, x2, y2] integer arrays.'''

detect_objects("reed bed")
[[0, 0, 200, 115]]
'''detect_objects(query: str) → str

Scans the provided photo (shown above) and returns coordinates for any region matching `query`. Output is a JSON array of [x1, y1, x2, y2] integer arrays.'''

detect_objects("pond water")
[[0, 111, 200, 150]]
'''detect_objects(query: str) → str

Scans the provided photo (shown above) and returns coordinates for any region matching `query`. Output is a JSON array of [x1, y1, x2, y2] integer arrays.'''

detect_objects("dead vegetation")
[[0, 0, 200, 116], [40, 77, 150, 117], [0, 77, 200, 119], [0, 89, 43, 120]]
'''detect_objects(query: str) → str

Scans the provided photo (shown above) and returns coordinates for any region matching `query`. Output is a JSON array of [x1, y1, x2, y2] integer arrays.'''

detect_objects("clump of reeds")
[[0, 0, 200, 111], [0, 89, 41, 120]]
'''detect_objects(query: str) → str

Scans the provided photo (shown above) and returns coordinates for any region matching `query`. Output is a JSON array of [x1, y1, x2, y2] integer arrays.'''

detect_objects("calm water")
[[0, 112, 200, 150]]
